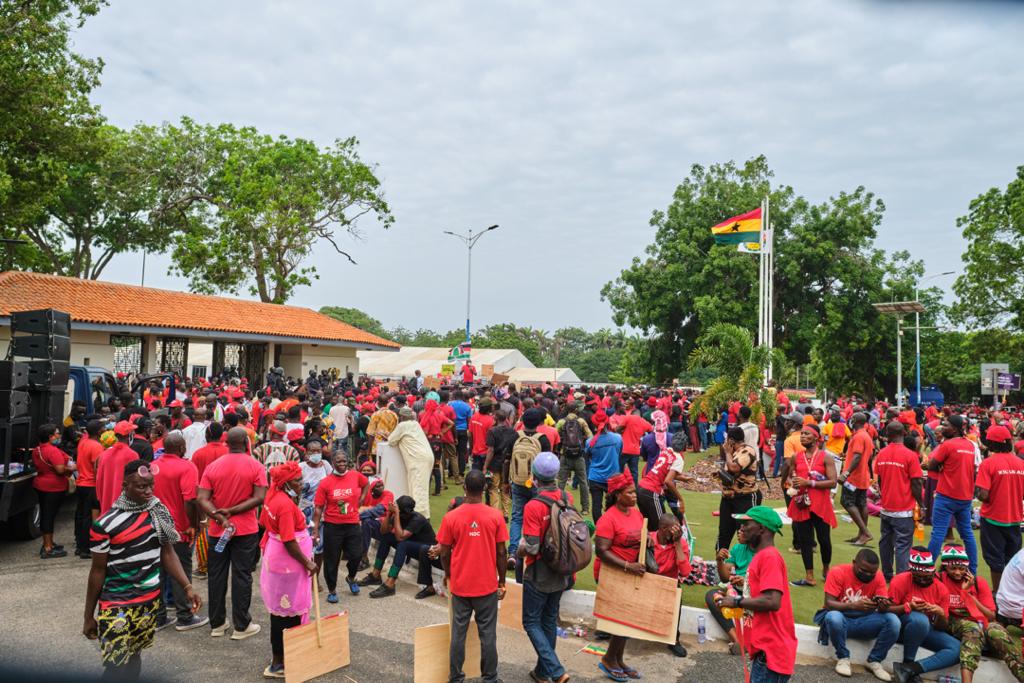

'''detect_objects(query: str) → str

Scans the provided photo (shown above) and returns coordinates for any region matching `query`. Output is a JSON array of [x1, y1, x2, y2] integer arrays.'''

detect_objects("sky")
[[72, 0, 1024, 334]]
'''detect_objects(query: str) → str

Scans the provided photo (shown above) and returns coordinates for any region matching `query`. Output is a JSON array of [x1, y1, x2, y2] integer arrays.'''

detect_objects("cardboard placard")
[[481, 364, 495, 378], [423, 375, 441, 390], [497, 581, 524, 632], [440, 363, 456, 376], [490, 373, 509, 386], [283, 576, 350, 683], [377, 443, 410, 499], [414, 620, 481, 682], [593, 565, 681, 641]]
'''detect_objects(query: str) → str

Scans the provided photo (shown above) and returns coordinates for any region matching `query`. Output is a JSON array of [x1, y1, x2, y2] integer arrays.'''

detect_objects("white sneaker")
[[210, 622, 229, 637], [230, 622, 261, 640], [865, 661, 892, 681], [835, 658, 852, 677]]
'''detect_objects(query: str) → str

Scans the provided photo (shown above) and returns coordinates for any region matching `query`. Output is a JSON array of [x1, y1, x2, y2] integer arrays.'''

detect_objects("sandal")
[[597, 662, 629, 682], [789, 579, 816, 587], [621, 665, 643, 679]]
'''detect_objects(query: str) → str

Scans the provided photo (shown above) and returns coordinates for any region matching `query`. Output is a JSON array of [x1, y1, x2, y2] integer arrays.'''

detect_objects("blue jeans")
[[814, 609, 901, 662], [898, 611, 961, 672], [928, 493, 978, 573], [521, 580, 565, 679], [374, 533, 431, 578], [619, 454, 639, 486], [697, 422, 709, 451], [773, 439, 785, 477], [509, 483, 535, 554], [751, 653, 791, 683]]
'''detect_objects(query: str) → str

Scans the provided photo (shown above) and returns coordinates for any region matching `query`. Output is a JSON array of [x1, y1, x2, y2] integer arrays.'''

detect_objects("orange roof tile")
[[0, 271, 398, 349]]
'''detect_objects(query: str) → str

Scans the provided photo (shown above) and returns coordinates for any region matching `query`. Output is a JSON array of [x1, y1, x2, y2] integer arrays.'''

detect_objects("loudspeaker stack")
[[2, 309, 71, 445]]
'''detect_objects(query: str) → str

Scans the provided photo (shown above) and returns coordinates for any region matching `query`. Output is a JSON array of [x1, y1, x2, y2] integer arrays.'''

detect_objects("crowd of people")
[[27, 364, 1024, 682]]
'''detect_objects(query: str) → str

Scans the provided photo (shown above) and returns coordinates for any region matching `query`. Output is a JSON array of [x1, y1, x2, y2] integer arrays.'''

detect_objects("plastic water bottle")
[[697, 615, 707, 643], [937, 675, 961, 683], [556, 627, 568, 638], [214, 524, 235, 553]]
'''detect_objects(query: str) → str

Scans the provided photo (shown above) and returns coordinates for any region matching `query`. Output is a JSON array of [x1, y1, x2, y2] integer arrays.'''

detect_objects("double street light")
[[444, 224, 499, 344]]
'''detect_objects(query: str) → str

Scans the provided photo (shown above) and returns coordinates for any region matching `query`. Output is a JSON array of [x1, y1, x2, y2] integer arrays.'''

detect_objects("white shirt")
[[997, 548, 1024, 619], [329, 404, 351, 439], [740, 421, 760, 450], [182, 420, 208, 459]]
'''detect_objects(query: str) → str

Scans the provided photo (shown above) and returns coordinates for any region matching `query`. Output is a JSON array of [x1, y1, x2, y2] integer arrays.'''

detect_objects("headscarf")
[[607, 470, 634, 495], [270, 461, 303, 492], [589, 409, 608, 447], [651, 410, 668, 450], [419, 399, 445, 437]]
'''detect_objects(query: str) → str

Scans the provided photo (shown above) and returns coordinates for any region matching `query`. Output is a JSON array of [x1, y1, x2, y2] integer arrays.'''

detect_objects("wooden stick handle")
[[313, 572, 323, 647]]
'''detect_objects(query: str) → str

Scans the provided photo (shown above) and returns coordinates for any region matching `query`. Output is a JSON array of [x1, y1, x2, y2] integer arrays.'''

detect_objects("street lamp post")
[[444, 224, 498, 344], [873, 301, 925, 408], [914, 271, 954, 405]]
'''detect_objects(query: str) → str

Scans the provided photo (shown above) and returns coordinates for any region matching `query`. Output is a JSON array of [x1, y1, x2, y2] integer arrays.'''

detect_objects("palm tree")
[[689, 323, 786, 422]]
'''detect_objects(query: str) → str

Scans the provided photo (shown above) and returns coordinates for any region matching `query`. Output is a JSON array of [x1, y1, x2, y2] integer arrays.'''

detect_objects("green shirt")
[[726, 542, 754, 577]]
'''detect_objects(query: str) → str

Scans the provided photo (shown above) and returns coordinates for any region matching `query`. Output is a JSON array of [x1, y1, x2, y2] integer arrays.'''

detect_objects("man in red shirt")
[[153, 433, 208, 631], [517, 452, 572, 683], [715, 506, 797, 682], [468, 399, 495, 471], [812, 549, 899, 680], [312, 450, 370, 603], [838, 413, 875, 546], [95, 421, 141, 514], [460, 361, 476, 384], [74, 419, 105, 558], [875, 421, 925, 581], [927, 415, 979, 573], [197, 427, 267, 640], [650, 513, 692, 658], [190, 422, 228, 482], [976, 424, 1024, 593], [885, 548, 961, 683], [438, 470, 508, 683], [615, 409, 652, 485]]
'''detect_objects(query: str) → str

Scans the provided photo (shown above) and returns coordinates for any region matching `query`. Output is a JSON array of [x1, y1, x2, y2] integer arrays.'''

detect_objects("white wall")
[[0, 327, 115, 369]]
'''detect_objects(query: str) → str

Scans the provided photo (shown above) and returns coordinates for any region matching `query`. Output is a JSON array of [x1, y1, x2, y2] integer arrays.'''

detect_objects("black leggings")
[[271, 614, 302, 660], [705, 588, 734, 634], [636, 487, 665, 532], [38, 490, 64, 535], [793, 512, 833, 571]]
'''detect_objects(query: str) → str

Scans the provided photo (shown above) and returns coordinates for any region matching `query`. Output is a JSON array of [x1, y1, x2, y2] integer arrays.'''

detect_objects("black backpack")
[[561, 417, 584, 456]]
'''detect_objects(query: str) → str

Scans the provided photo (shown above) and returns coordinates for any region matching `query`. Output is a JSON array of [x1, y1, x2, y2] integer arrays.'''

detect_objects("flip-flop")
[[597, 662, 629, 682], [621, 665, 643, 679], [849, 539, 874, 546], [789, 579, 816, 587]]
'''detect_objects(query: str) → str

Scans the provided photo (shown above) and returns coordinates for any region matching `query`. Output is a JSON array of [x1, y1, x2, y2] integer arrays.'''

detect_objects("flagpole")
[[758, 197, 765, 351], [766, 196, 774, 383]]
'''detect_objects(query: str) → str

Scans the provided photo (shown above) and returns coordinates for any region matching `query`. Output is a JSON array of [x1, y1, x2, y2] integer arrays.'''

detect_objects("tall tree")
[[689, 323, 781, 422], [952, 165, 1024, 330], [150, 118, 393, 303], [319, 306, 393, 341]]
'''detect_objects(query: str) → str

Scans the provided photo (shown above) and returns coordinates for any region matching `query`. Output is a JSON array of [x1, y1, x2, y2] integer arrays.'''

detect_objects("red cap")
[[286, 428, 305, 442], [113, 421, 138, 436], [987, 424, 1013, 444], [169, 400, 183, 408]]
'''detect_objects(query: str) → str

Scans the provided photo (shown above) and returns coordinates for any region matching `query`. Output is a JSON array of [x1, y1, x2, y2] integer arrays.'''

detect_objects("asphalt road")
[[0, 501, 880, 682]]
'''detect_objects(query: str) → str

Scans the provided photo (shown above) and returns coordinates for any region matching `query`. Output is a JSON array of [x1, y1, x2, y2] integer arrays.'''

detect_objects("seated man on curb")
[[358, 470, 394, 569], [357, 495, 435, 598], [413, 497, 464, 600], [885, 547, 961, 683], [812, 548, 899, 681], [706, 528, 753, 656], [649, 513, 692, 658]]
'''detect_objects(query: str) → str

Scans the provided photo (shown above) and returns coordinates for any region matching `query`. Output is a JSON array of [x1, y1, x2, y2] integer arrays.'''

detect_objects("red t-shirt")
[[537, 424, 560, 451], [96, 443, 142, 514], [639, 448, 685, 493], [32, 443, 69, 493], [460, 365, 476, 383], [823, 564, 888, 603], [619, 415, 653, 455], [76, 437, 103, 488], [976, 451, 1024, 524], [888, 571, 950, 619], [191, 442, 228, 483], [199, 451, 268, 536], [314, 470, 369, 525], [522, 488, 573, 568], [941, 572, 995, 625], [153, 454, 198, 535], [930, 437, 976, 500], [362, 487, 394, 509], [260, 490, 306, 542], [650, 531, 691, 580], [745, 546, 797, 675], [436, 502, 509, 597], [842, 429, 874, 490], [593, 504, 644, 582], [875, 443, 924, 513], [469, 413, 494, 456], [441, 404, 457, 445]]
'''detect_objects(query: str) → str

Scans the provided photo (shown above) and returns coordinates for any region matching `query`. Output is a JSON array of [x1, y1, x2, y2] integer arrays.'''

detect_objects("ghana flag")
[[711, 207, 762, 245]]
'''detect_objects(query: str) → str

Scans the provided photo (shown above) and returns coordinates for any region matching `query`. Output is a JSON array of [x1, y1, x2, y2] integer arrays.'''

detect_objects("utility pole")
[[443, 225, 499, 344]]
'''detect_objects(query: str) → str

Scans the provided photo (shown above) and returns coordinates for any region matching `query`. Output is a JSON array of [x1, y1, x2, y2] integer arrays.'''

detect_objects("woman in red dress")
[[787, 424, 837, 587]]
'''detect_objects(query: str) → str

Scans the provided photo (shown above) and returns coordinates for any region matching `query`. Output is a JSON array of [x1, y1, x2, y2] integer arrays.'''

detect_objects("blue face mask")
[[309, 454, 322, 465]]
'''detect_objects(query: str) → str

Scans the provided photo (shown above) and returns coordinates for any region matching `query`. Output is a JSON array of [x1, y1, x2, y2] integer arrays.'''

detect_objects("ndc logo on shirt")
[[469, 520, 481, 537]]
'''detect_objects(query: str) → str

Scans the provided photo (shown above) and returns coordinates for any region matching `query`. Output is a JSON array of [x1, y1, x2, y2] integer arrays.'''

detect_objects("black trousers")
[[75, 485, 97, 552], [416, 543, 443, 586], [322, 522, 362, 592], [589, 481, 609, 524], [705, 587, 734, 634], [156, 542, 194, 622], [271, 614, 302, 660], [636, 487, 666, 532], [456, 430, 469, 475], [793, 512, 833, 571], [207, 531, 258, 631], [38, 489, 64, 535], [717, 491, 760, 551]]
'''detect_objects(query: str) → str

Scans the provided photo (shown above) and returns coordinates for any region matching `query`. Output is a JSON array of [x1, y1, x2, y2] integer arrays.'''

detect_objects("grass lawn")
[[426, 452, 985, 627]]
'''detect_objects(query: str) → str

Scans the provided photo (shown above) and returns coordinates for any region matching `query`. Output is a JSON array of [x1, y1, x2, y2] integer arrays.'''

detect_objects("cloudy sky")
[[73, 0, 1024, 333]]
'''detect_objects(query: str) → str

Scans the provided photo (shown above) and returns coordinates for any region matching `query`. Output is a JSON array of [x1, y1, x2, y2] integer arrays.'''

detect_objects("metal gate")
[[212, 341, 266, 384], [110, 335, 145, 375], [155, 337, 189, 376]]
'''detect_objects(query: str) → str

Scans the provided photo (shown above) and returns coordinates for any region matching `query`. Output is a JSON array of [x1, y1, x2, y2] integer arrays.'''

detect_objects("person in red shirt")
[[95, 421, 140, 515], [885, 548, 960, 682], [838, 413, 875, 546], [437, 470, 508, 683], [152, 432, 208, 631], [975, 424, 1024, 593], [32, 422, 75, 558], [191, 422, 229, 483], [468, 400, 494, 471], [460, 361, 477, 384], [875, 421, 925, 581], [927, 415, 979, 574], [74, 419, 104, 559], [312, 450, 369, 602], [715, 506, 797, 682], [615, 411, 652, 486], [197, 427, 268, 640], [812, 549, 900, 679], [637, 442, 687, 531], [649, 513, 693, 658], [787, 425, 838, 588]]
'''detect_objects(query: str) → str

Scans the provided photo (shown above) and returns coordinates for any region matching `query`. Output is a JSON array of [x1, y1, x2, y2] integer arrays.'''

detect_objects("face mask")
[[50, 437, 61, 445], [285, 487, 300, 499], [334, 467, 347, 476], [308, 454, 322, 464]]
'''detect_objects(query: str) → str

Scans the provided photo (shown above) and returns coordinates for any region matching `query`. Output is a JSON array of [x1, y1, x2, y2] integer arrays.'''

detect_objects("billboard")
[[981, 363, 1011, 395], [997, 372, 1021, 391]]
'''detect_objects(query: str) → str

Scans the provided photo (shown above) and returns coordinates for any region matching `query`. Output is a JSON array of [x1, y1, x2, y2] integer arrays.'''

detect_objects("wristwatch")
[[733, 595, 743, 608]]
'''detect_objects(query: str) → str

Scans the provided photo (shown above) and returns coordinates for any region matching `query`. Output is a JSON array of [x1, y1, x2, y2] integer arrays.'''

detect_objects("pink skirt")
[[260, 530, 313, 619]]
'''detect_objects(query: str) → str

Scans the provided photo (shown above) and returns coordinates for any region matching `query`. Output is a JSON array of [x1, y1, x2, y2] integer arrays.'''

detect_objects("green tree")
[[689, 323, 781, 422], [474, 324, 544, 366], [952, 166, 1024, 330], [149, 118, 393, 303], [319, 306, 393, 341]]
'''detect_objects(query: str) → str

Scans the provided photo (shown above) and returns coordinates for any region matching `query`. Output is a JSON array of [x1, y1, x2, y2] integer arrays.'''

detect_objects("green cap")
[[733, 505, 784, 535]]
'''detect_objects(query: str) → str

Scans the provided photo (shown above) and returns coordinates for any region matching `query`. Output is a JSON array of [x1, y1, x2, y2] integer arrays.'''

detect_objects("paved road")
[[0, 501, 879, 682]]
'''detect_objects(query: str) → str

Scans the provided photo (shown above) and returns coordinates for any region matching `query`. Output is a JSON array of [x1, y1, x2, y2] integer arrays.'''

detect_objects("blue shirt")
[[586, 432, 623, 484], [639, 431, 674, 471], [450, 401, 473, 431]]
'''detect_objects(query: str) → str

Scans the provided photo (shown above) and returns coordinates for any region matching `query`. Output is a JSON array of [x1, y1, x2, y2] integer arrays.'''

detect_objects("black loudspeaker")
[[0, 361, 29, 390], [10, 334, 71, 362], [0, 390, 29, 419], [24, 390, 65, 429], [10, 309, 71, 337], [24, 360, 70, 389]]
